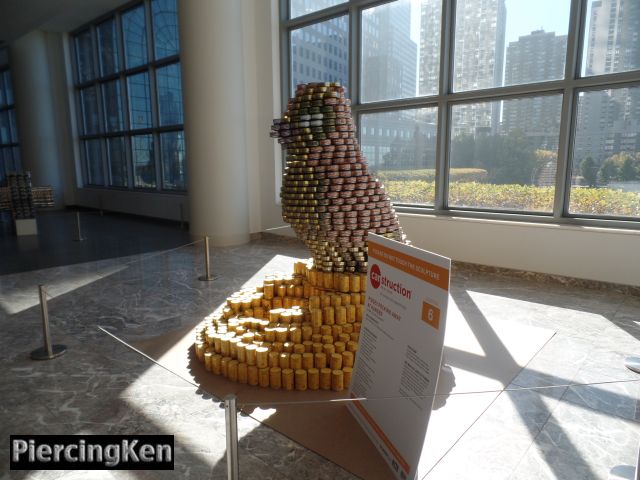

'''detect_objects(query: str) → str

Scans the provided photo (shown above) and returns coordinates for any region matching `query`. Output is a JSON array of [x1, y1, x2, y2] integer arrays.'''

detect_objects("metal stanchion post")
[[73, 211, 86, 242], [608, 362, 640, 480], [224, 394, 239, 480], [30, 286, 67, 360], [624, 357, 640, 374], [198, 236, 215, 281]]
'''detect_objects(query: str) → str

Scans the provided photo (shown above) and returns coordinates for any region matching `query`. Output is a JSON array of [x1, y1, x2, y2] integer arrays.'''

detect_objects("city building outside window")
[[282, 0, 640, 225], [71, 0, 185, 192]]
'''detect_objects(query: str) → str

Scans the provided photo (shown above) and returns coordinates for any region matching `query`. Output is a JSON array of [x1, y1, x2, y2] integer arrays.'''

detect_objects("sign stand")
[[348, 234, 450, 480]]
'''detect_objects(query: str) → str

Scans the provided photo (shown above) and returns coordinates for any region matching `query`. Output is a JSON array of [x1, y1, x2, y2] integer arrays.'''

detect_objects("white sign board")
[[348, 234, 450, 480]]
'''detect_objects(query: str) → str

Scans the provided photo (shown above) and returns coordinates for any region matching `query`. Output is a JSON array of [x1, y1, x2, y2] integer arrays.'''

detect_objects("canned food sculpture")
[[272, 82, 405, 273], [194, 83, 406, 392]]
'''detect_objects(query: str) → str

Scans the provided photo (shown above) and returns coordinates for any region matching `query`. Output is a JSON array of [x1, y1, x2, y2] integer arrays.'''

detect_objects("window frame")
[[280, 0, 640, 229], [70, 0, 185, 193], [0, 61, 21, 181]]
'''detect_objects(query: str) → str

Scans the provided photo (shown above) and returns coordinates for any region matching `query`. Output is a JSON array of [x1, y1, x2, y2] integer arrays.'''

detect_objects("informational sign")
[[348, 234, 450, 480]]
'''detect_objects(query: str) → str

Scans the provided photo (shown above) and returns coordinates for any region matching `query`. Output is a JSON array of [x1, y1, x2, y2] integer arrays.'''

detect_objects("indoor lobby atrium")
[[0, 1, 639, 479]]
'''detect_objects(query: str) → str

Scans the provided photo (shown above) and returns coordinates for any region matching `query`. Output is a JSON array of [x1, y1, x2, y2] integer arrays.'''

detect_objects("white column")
[[10, 30, 65, 207], [178, 0, 250, 246]]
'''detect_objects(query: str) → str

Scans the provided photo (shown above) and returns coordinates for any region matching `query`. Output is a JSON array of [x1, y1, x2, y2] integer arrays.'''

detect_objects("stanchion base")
[[608, 465, 635, 480], [198, 275, 217, 282], [624, 357, 640, 374], [30, 345, 67, 360]]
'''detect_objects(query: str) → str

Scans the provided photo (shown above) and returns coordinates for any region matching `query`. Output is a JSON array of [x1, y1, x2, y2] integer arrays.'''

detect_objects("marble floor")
[[0, 210, 639, 479]]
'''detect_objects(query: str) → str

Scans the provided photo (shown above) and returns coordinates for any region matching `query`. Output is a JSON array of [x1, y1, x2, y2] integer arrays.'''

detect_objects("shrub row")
[[376, 168, 487, 183], [382, 180, 640, 217]]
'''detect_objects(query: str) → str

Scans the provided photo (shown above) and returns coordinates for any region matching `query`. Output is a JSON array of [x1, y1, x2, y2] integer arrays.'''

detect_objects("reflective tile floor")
[[0, 210, 639, 479]]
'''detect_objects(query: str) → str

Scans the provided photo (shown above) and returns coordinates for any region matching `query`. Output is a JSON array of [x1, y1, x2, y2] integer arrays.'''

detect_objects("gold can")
[[282, 368, 294, 391], [295, 369, 308, 391]]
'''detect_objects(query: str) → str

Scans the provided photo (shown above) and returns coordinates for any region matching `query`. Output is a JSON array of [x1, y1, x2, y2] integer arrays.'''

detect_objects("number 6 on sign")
[[421, 301, 440, 330]]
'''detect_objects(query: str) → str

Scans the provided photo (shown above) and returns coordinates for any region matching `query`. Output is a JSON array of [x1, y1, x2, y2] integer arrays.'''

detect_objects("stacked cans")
[[271, 82, 405, 273], [7, 172, 35, 220]]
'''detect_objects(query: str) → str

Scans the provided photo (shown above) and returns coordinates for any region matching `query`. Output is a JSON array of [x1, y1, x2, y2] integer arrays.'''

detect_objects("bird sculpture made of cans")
[[271, 82, 407, 274]]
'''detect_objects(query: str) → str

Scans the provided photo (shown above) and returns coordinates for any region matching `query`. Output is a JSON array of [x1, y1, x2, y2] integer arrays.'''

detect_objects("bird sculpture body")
[[271, 82, 406, 274]]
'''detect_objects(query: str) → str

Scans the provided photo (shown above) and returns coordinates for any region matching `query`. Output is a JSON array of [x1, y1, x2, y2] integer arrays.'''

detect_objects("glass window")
[[582, 0, 640, 76], [122, 5, 148, 69], [290, 15, 349, 95], [152, 0, 180, 59], [160, 131, 185, 190], [0, 73, 5, 107], [361, 108, 438, 205], [0, 149, 7, 183], [80, 86, 100, 134], [3, 71, 12, 105], [75, 29, 95, 82], [72, 0, 183, 193], [570, 86, 640, 218], [0, 111, 10, 144], [127, 72, 152, 129], [102, 80, 124, 132], [11, 146, 20, 170], [8, 109, 18, 143], [131, 134, 156, 188], [449, 95, 563, 212], [156, 63, 183, 125], [453, 0, 571, 92], [362, 0, 427, 102], [97, 19, 119, 76], [107, 136, 128, 187], [1, 147, 15, 178], [85, 139, 104, 185], [290, 0, 346, 19]]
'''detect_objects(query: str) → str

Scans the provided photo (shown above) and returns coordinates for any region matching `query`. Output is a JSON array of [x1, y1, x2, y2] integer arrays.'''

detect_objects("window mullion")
[[349, 3, 360, 105], [434, 0, 455, 212], [554, 0, 586, 218]]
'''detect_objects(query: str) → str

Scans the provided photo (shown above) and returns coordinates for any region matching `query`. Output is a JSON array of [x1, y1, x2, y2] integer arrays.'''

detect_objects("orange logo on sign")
[[421, 302, 440, 330]]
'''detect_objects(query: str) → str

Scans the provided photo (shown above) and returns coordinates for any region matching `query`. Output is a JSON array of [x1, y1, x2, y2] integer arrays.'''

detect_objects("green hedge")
[[382, 180, 640, 217], [376, 168, 487, 183]]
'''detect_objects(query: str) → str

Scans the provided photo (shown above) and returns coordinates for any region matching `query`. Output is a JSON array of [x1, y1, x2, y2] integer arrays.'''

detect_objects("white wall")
[[400, 214, 640, 287]]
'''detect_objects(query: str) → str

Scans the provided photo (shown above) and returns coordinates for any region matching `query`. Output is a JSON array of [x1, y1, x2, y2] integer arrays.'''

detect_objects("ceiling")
[[0, 0, 132, 45]]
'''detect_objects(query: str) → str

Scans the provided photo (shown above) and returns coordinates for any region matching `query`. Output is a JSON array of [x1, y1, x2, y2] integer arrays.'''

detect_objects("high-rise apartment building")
[[575, 0, 640, 163], [420, 0, 506, 137], [502, 30, 567, 151], [361, 2, 417, 102]]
